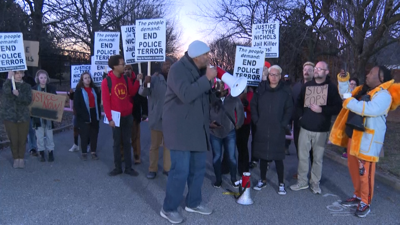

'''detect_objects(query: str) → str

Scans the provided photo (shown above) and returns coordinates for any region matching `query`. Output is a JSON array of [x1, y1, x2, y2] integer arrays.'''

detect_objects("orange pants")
[[347, 139, 376, 205]]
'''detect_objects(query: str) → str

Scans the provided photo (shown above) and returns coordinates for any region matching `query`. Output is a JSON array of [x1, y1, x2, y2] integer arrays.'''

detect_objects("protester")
[[138, 58, 174, 179], [251, 65, 293, 195], [290, 61, 342, 194], [160, 40, 217, 224], [101, 55, 140, 176], [331, 66, 399, 218], [73, 72, 101, 160], [209, 80, 244, 188], [0, 71, 32, 168], [23, 72, 38, 156], [32, 70, 57, 162]]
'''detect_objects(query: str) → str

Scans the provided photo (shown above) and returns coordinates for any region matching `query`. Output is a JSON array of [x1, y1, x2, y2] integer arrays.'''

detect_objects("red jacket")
[[243, 91, 253, 125], [101, 70, 139, 121]]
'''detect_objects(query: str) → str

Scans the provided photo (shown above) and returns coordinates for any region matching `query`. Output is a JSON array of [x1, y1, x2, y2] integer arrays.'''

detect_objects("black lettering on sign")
[[304, 85, 328, 107]]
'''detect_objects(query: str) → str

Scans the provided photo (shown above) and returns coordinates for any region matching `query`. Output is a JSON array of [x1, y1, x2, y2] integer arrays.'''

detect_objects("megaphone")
[[236, 172, 253, 205], [216, 67, 247, 97]]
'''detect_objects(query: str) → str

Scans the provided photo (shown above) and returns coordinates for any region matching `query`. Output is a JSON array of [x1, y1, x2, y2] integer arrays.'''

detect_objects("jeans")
[[112, 115, 133, 170], [210, 129, 237, 184], [163, 150, 207, 212], [27, 119, 37, 150]]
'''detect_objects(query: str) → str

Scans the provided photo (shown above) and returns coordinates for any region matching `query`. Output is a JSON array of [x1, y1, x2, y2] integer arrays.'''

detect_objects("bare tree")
[[208, 35, 247, 72]]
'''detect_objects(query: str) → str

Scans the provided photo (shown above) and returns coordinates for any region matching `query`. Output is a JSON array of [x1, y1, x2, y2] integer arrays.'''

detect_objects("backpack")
[[106, 75, 129, 96]]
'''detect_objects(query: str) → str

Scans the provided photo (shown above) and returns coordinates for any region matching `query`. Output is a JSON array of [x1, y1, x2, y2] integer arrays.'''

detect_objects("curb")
[[324, 147, 400, 192]]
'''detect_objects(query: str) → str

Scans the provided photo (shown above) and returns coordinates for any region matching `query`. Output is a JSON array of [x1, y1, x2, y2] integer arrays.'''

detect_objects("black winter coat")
[[251, 80, 293, 161], [73, 86, 102, 127]]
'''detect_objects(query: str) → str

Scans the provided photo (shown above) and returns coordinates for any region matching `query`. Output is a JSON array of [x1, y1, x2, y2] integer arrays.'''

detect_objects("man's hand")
[[137, 73, 143, 80], [12, 90, 19, 96], [109, 120, 115, 128], [210, 121, 221, 129], [206, 66, 217, 81], [141, 115, 148, 121], [235, 125, 241, 130], [339, 69, 346, 78], [7, 71, 14, 80], [144, 76, 151, 86], [310, 104, 322, 113]]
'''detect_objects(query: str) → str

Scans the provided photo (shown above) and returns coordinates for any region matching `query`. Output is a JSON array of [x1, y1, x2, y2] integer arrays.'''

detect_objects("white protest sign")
[[135, 18, 166, 62], [23, 40, 39, 67], [91, 56, 110, 87], [0, 33, 27, 72], [233, 46, 265, 87], [94, 32, 120, 65], [70, 65, 91, 89], [252, 22, 280, 58], [121, 25, 136, 64]]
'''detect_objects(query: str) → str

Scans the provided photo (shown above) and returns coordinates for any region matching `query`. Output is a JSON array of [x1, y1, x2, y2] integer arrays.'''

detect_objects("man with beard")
[[138, 57, 175, 179], [160, 40, 217, 224]]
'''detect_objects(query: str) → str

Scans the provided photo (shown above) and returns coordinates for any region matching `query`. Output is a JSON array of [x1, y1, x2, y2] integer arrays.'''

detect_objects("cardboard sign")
[[252, 22, 280, 58], [94, 32, 120, 65], [70, 65, 91, 89], [29, 90, 67, 122], [135, 18, 166, 62], [23, 40, 39, 67], [0, 33, 27, 71], [233, 46, 265, 86], [121, 25, 136, 64], [304, 85, 329, 107], [91, 56, 110, 87]]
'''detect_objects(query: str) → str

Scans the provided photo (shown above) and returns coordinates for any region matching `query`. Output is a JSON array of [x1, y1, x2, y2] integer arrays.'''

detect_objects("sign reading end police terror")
[[304, 85, 328, 107], [0, 33, 27, 72], [233, 46, 265, 87], [121, 25, 136, 64], [70, 65, 91, 89], [252, 22, 280, 58], [91, 56, 110, 87], [135, 18, 166, 62], [94, 32, 120, 65]]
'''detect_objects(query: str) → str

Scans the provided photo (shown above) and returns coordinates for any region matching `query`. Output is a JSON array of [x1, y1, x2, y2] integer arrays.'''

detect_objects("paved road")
[[1, 122, 399, 225]]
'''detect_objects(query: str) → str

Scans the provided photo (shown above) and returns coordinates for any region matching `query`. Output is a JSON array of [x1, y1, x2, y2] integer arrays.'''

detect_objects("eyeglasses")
[[314, 67, 327, 71], [269, 73, 280, 77]]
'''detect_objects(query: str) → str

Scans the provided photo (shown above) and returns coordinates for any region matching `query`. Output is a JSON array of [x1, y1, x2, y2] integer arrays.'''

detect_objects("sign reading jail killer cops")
[[0, 33, 27, 72], [252, 22, 280, 58], [135, 18, 166, 62], [70, 65, 91, 89], [29, 90, 67, 122], [94, 32, 120, 65], [91, 56, 110, 87], [121, 25, 136, 64], [304, 85, 328, 107], [23, 40, 39, 67], [233, 46, 265, 86]]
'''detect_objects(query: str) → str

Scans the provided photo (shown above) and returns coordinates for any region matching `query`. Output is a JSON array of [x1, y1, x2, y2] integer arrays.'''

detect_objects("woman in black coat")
[[73, 72, 102, 160], [251, 65, 293, 195]]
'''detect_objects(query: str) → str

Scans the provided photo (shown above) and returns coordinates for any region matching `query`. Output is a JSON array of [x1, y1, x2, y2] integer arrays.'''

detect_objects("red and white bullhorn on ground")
[[211, 66, 247, 97], [236, 172, 253, 205]]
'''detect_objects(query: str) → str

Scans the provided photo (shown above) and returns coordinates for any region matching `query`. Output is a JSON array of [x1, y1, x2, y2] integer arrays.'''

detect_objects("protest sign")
[[135, 18, 166, 62], [252, 22, 280, 58], [121, 25, 136, 64], [0, 33, 27, 72], [91, 56, 110, 87], [70, 65, 91, 89], [304, 85, 328, 107], [233, 46, 265, 86], [23, 40, 39, 67], [29, 90, 67, 122], [94, 32, 120, 65]]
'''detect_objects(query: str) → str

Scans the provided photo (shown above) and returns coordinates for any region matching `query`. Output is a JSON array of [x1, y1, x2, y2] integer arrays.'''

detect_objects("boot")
[[39, 151, 46, 162], [48, 151, 54, 162]]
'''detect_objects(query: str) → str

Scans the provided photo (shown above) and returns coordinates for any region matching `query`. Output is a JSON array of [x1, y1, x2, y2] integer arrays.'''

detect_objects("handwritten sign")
[[0, 33, 27, 71], [252, 22, 280, 58], [29, 90, 66, 122], [91, 56, 110, 87], [304, 85, 328, 107], [121, 25, 136, 64], [23, 40, 39, 67], [233, 46, 265, 86], [94, 32, 120, 65], [135, 18, 166, 62], [70, 65, 91, 89]]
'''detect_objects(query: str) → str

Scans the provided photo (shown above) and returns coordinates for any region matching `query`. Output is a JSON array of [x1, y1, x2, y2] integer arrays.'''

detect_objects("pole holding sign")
[[0, 33, 27, 72], [252, 22, 280, 58], [147, 62, 151, 88], [233, 46, 265, 87], [135, 18, 166, 62], [94, 32, 120, 65], [11, 74, 16, 90]]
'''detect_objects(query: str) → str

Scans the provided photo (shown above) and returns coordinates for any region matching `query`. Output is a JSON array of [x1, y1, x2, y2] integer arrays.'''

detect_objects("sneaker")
[[13, 159, 19, 169], [124, 168, 139, 176], [231, 180, 239, 188], [108, 168, 123, 176], [160, 208, 183, 224], [147, 172, 157, 179], [249, 161, 257, 169], [162, 170, 169, 176], [341, 152, 348, 159], [355, 202, 371, 218], [341, 196, 361, 207], [213, 181, 221, 188], [69, 144, 79, 152], [87, 145, 90, 152], [184, 205, 213, 215], [91, 153, 99, 160], [134, 155, 141, 164], [310, 182, 321, 194], [278, 183, 286, 195], [290, 182, 309, 191], [82, 153, 88, 161], [30, 149, 38, 156], [18, 159, 25, 169], [39, 151, 46, 162], [253, 180, 267, 191], [48, 151, 54, 162]]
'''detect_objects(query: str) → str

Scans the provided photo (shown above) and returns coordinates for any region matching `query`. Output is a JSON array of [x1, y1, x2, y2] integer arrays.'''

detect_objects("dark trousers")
[[293, 120, 313, 163], [260, 159, 284, 184], [250, 123, 258, 162], [79, 108, 99, 153], [236, 124, 251, 175], [112, 115, 133, 170], [4, 121, 29, 159]]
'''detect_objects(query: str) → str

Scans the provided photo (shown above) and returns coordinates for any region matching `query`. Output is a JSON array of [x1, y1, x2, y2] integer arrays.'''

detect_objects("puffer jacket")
[[0, 79, 32, 123]]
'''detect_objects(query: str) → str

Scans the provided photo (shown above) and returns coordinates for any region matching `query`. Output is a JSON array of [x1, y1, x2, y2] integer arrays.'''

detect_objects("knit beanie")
[[188, 40, 210, 58]]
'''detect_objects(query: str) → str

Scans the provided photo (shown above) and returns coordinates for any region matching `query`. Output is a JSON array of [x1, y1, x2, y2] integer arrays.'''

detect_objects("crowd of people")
[[1, 39, 399, 223]]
